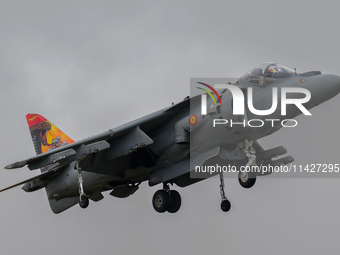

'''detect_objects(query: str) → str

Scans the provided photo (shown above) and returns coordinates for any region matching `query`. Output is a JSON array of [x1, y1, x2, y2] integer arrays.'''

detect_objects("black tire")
[[152, 190, 170, 213], [238, 171, 256, 188], [221, 200, 231, 212], [167, 190, 181, 213], [79, 195, 89, 209]]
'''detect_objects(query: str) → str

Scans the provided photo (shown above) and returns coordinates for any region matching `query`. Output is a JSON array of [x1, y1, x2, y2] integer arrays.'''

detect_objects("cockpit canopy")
[[239, 63, 295, 86]]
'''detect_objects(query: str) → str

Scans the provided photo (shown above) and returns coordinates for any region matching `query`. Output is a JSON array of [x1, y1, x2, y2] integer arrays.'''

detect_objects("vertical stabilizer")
[[26, 113, 74, 155]]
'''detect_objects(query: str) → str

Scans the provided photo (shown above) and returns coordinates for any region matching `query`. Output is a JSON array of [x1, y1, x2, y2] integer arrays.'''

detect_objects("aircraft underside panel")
[[148, 146, 220, 186]]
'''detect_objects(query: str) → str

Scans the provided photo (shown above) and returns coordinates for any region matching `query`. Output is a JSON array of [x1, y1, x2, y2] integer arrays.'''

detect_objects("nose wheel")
[[238, 171, 256, 188], [152, 183, 181, 213]]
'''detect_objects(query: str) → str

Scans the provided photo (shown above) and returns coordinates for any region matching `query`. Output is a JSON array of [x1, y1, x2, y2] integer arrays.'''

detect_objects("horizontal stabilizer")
[[0, 164, 61, 193]]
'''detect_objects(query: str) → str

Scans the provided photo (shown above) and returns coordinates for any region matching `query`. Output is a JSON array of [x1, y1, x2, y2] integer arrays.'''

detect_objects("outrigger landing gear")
[[75, 161, 89, 209], [152, 183, 181, 213], [219, 173, 231, 212], [237, 139, 257, 189]]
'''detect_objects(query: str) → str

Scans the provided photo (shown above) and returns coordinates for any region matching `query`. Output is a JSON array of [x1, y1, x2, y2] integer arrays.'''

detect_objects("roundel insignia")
[[189, 114, 197, 126]]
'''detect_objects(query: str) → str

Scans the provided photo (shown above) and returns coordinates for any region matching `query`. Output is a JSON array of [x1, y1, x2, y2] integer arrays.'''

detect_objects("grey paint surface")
[[1, 1, 340, 255]]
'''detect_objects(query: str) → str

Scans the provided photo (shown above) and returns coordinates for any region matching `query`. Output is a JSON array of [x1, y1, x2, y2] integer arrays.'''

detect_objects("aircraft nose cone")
[[326, 74, 340, 95], [307, 74, 340, 104]]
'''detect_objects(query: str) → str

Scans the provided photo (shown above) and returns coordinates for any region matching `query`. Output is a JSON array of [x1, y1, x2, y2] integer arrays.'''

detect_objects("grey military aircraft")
[[2, 63, 340, 214]]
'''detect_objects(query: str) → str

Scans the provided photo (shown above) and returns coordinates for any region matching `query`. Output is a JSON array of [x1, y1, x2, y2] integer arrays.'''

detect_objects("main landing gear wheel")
[[152, 184, 182, 213], [238, 171, 256, 188], [79, 195, 89, 209], [167, 190, 181, 213], [152, 190, 170, 213], [221, 199, 231, 212]]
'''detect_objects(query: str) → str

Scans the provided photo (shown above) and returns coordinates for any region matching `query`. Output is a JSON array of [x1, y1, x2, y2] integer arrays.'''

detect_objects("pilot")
[[258, 77, 263, 85], [250, 68, 263, 85]]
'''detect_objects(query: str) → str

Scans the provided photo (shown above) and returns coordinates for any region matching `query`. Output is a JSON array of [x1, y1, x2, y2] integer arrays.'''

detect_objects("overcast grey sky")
[[1, 1, 340, 254]]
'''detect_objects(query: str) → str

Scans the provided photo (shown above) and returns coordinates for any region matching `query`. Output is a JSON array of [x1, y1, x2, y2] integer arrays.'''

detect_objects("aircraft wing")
[[5, 100, 190, 171]]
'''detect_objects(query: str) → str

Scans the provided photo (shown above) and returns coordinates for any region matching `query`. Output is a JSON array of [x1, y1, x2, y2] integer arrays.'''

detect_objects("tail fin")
[[26, 113, 74, 155]]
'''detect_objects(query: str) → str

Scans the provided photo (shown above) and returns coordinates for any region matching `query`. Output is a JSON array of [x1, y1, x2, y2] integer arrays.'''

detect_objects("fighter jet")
[[2, 63, 340, 214]]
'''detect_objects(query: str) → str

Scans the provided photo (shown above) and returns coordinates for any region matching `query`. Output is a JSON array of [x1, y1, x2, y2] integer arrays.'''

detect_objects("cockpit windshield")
[[239, 63, 295, 86]]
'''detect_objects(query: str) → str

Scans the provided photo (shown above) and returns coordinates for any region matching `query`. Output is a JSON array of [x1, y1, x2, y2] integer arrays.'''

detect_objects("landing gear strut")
[[237, 139, 257, 189], [76, 161, 89, 209], [219, 173, 231, 212], [152, 183, 181, 213]]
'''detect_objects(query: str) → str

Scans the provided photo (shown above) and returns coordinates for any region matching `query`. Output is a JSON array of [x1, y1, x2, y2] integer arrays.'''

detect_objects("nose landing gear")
[[237, 139, 257, 189]]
